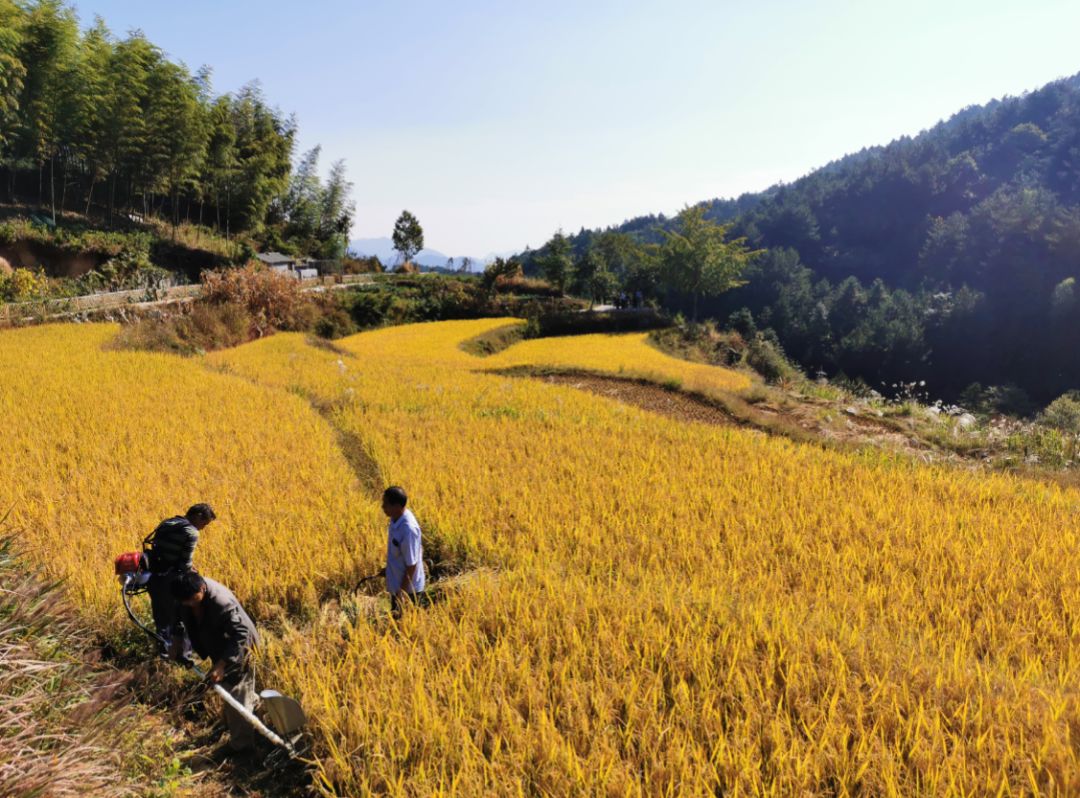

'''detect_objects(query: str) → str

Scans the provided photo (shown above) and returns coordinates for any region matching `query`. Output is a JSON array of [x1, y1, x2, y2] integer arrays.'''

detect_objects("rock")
[[844, 406, 859, 416], [957, 413, 977, 428]]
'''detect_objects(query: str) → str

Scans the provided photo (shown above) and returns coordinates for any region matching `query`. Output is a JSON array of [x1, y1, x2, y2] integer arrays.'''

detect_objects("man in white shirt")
[[381, 486, 426, 616]]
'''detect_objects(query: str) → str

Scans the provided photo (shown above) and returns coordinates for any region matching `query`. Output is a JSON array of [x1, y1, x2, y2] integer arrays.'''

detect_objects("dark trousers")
[[220, 670, 258, 751], [147, 569, 184, 644]]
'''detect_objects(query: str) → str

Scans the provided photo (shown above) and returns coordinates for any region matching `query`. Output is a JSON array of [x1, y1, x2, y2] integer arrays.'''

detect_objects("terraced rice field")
[[3, 319, 1079, 795]]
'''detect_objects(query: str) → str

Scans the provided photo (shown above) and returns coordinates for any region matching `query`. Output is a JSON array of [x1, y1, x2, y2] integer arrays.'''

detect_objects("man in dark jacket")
[[145, 503, 215, 650], [170, 571, 260, 752]]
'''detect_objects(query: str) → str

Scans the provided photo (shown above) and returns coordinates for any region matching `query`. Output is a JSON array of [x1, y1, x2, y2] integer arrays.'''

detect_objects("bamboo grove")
[[0, 0, 353, 257], [3, 319, 1080, 794]]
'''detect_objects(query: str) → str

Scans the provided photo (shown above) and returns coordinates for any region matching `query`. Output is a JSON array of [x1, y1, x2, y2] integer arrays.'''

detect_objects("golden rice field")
[[481, 329, 753, 394], [4, 318, 1080, 795]]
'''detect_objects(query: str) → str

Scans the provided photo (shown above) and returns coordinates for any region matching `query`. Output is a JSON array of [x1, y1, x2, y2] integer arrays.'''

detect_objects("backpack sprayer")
[[113, 551, 307, 759]]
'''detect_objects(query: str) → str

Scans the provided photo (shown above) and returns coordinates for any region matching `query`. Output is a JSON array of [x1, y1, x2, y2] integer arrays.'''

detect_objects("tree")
[[538, 229, 573, 295], [203, 94, 236, 233], [0, 1, 315, 246], [660, 205, 759, 321], [392, 210, 424, 267], [15, 0, 77, 221], [226, 83, 295, 235], [590, 230, 657, 300], [102, 32, 153, 221], [481, 257, 522, 294], [62, 17, 111, 214], [318, 158, 354, 259], [284, 145, 322, 243], [0, 0, 26, 165], [573, 247, 617, 308], [145, 59, 208, 235]]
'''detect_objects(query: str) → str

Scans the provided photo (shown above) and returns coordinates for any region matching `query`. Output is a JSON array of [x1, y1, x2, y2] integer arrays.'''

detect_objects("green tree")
[[392, 210, 424, 267], [284, 145, 322, 243], [660, 205, 759, 321], [0, 1, 340, 253], [318, 158, 354, 259], [145, 59, 208, 234], [61, 17, 111, 215], [573, 247, 617, 308], [481, 256, 522, 294], [591, 230, 658, 300], [227, 82, 295, 235], [15, 0, 77, 221], [0, 0, 26, 167], [203, 94, 237, 233], [102, 32, 154, 220], [538, 229, 573, 295]]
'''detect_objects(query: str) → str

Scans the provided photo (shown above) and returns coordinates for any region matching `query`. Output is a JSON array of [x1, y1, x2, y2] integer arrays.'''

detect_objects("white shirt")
[[386, 509, 425, 594]]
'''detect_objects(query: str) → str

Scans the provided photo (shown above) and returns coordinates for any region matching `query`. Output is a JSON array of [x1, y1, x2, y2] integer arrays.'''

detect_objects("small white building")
[[256, 252, 297, 273], [256, 252, 322, 279]]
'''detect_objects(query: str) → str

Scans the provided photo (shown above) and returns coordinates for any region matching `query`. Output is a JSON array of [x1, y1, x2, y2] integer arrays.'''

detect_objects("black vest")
[[145, 516, 198, 573]]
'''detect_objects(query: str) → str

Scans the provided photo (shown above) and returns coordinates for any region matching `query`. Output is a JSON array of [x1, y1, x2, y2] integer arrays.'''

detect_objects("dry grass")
[[0, 535, 185, 797]]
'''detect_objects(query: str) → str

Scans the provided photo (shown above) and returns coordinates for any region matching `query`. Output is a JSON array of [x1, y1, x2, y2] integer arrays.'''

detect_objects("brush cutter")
[[113, 552, 307, 759], [353, 567, 385, 592]]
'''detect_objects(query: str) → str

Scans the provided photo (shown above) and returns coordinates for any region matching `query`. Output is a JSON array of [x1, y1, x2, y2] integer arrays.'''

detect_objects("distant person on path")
[[381, 486, 426, 616], [170, 571, 261, 753], [144, 503, 216, 653]]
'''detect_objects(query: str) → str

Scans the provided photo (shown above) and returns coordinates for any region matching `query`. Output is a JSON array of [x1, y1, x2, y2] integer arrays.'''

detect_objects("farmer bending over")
[[145, 503, 216, 653], [381, 486, 426, 616], [170, 571, 261, 753]]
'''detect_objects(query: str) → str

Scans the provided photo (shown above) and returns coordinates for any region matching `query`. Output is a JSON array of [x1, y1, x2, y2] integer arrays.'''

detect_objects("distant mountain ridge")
[[349, 237, 496, 271]]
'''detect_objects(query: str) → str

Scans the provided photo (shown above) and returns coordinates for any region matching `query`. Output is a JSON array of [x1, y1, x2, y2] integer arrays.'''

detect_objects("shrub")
[[341, 255, 383, 274], [525, 307, 664, 338], [113, 303, 254, 354], [1040, 392, 1080, 433], [745, 334, 801, 384], [313, 299, 359, 339], [0, 268, 51, 302], [958, 382, 1037, 417], [495, 275, 560, 297], [343, 290, 394, 328], [728, 307, 757, 338], [201, 264, 308, 335]]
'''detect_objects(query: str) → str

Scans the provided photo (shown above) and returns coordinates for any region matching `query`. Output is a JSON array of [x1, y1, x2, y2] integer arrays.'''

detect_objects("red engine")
[[114, 551, 147, 576]]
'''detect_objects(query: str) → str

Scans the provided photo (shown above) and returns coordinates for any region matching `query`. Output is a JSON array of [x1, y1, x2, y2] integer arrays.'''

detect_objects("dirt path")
[[523, 369, 949, 464], [535, 372, 745, 428]]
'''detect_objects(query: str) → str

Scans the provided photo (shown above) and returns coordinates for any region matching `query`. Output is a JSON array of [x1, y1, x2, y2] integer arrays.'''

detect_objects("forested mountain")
[[0, 0, 353, 259], [530, 73, 1080, 406]]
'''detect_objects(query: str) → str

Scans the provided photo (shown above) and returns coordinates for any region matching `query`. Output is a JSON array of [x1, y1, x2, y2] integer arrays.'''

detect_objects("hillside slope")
[[528, 72, 1080, 404]]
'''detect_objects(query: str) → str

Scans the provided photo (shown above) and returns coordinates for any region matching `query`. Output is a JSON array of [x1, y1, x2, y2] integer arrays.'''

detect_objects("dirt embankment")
[[0, 240, 103, 277]]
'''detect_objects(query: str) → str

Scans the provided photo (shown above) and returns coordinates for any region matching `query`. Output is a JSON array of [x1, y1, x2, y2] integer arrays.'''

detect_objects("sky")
[[70, 0, 1080, 257]]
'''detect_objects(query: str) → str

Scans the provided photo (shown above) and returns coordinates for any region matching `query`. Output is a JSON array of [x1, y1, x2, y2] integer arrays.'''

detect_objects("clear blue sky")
[[71, 0, 1080, 257]]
